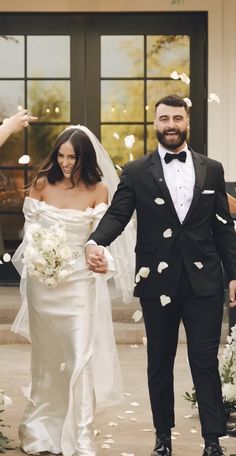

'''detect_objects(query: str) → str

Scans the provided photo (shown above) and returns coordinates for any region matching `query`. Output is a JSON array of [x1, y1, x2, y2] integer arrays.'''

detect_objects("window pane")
[[28, 125, 67, 165], [0, 35, 24, 78], [101, 81, 144, 122], [101, 35, 144, 78], [27, 36, 70, 78], [146, 80, 189, 122], [0, 81, 24, 121], [147, 124, 158, 154], [147, 35, 190, 77], [0, 169, 25, 212], [0, 213, 24, 256], [101, 124, 144, 167], [0, 131, 25, 166], [27, 80, 70, 122]]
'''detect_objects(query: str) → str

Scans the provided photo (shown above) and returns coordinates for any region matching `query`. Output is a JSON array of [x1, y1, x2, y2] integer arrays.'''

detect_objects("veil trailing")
[[73, 125, 136, 304]]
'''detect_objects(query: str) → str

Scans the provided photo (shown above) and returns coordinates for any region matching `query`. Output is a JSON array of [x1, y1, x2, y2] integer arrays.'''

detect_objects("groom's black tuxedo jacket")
[[90, 149, 236, 300]]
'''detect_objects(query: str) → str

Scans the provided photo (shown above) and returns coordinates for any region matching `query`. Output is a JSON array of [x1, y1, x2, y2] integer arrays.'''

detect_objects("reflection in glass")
[[27, 36, 70, 78], [0, 131, 25, 166], [0, 169, 25, 212], [101, 81, 144, 122], [0, 35, 24, 78], [146, 80, 189, 122], [147, 35, 190, 77], [101, 35, 144, 78], [28, 125, 67, 165], [101, 124, 144, 167], [0, 81, 24, 121], [27, 80, 70, 122]]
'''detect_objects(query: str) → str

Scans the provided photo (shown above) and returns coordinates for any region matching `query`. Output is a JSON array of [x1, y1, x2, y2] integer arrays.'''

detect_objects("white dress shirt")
[[158, 144, 195, 223]]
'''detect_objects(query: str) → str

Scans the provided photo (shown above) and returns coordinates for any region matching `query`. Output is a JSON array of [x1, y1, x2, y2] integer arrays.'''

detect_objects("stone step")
[[0, 321, 229, 345]]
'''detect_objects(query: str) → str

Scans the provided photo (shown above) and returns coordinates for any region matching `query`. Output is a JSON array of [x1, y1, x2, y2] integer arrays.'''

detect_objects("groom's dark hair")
[[155, 95, 189, 113]]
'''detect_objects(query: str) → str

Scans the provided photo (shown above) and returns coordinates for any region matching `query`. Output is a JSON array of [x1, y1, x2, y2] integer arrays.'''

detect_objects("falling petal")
[[194, 262, 203, 269], [113, 132, 120, 140], [157, 261, 168, 273], [124, 134, 135, 149], [132, 310, 143, 322], [129, 153, 134, 161], [0, 260, 3, 264], [171, 436, 176, 440], [121, 453, 135, 456], [155, 197, 165, 205], [18, 154, 30, 164], [94, 429, 100, 438], [60, 362, 66, 372], [138, 267, 150, 278], [104, 439, 114, 444], [141, 429, 153, 432], [163, 228, 172, 238], [184, 414, 192, 419], [117, 415, 125, 419], [101, 444, 110, 449], [3, 253, 11, 262], [179, 72, 190, 85], [160, 295, 171, 306], [216, 214, 227, 224], [108, 421, 118, 427], [170, 70, 179, 80], [172, 432, 181, 435], [104, 435, 112, 438], [115, 164, 123, 171], [183, 97, 192, 107], [124, 392, 131, 396], [135, 273, 141, 283], [190, 429, 198, 434], [129, 417, 137, 422], [130, 344, 138, 348], [125, 410, 134, 414], [130, 402, 140, 406], [208, 93, 220, 103], [142, 336, 147, 346]]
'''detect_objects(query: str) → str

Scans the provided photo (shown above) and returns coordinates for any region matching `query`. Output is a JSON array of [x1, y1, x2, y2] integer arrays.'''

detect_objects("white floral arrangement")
[[23, 222, 77, 287], [0, 389, 14, 452], [183, 324, 236, 416]]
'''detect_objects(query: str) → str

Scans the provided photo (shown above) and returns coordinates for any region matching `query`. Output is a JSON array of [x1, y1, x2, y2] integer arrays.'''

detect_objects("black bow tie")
[[164, 150, 187, 164]]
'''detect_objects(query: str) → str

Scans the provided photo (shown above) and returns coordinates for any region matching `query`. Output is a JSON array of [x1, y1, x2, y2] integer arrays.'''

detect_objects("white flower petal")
[[124, 392, 131, 396], [101, 444, 110, 449], [132, 310, 143, 322], [130, 402, 140, 406], [184, 414, 192, 419], [129, 417, 137, 422], [194, 262, 203, 269], [171, 436, 176, 440], [138, 267, 150, 278], [121, 453, 135, 456], [170, 70, 179, 80], [163, 228, 172, 238], [125, 410, 134, 414], [130, 344, 138, 348], [208, 92, 220, 103], [140, 429, 153, 432], [172, 432, 181, 435], [135, 273, 141, 283], [179, 72, 190, 85], [154, 197, 165, 205], [104, 434, 112, 438], [190, 429, 198, 433], [142, 336, 147, 346], [216, 214, 227, 224], [94, 429, 100, 438], [18, 154, 30, 164], [157, 261, 168, 273], [104, 439, 114, 444], [117, 415, 125, 419], [60, 362, 66, 372], [108, 421, 118, 427], [183, 97, 192, 107], [160, 295, 171, 306], [124, 134, 135, 149]]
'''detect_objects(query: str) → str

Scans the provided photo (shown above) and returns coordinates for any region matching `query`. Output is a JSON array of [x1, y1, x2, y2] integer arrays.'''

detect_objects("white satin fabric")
[[12, 197, 124, 456]]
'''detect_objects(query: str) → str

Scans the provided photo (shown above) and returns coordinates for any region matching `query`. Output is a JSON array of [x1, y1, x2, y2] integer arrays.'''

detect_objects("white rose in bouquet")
[[23, 222, 77, 287]]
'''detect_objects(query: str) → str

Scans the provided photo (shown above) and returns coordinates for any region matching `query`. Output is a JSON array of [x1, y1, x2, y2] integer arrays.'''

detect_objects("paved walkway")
[[0, 344, 235, 456]]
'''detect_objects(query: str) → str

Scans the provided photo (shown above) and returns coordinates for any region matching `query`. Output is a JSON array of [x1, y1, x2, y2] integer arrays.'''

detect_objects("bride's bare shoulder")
[[29, 176, 48, 200]]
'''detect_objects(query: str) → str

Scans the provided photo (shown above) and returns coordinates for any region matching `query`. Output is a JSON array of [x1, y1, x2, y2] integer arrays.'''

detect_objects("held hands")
[[85, 244, 107, 273], [229, 280, 236, 307], [3, 109, 38, 133]]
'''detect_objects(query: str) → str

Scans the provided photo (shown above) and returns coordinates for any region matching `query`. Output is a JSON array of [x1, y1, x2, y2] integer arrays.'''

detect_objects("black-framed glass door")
[[0, 12, 207, 284]]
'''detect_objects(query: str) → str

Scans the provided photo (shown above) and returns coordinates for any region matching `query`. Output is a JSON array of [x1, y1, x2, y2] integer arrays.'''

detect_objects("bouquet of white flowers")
[[183, 324, 236, 418], [23, 222, 76, 287]]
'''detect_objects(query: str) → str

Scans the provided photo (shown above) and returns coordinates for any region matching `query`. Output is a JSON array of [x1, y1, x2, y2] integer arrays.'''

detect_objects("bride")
[[12, 126, 135, 456]]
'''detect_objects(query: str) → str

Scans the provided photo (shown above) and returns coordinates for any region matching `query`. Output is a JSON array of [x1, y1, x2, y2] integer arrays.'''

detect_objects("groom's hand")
[[229, 279, 236, 307], [85, 244, 107, 273]]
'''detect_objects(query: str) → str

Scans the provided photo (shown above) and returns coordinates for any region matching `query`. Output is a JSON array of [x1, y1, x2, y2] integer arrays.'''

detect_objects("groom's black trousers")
[[140, 266, 227, 438]]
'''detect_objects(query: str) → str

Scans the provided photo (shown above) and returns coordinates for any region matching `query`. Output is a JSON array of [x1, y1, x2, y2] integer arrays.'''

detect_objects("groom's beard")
[[157, 128, 187, 150]]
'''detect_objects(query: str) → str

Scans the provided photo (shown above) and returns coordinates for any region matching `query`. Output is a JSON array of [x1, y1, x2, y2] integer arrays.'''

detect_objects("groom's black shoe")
[[151, 434, 172, 456], [202, 442, 224, 455]]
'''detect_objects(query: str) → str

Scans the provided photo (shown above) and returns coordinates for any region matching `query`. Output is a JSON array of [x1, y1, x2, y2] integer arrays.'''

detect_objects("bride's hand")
[[85, 245, 107, 273]]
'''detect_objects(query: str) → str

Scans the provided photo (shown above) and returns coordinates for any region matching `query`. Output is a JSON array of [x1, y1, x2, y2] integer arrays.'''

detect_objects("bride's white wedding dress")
[[12, 197, 124, 456]]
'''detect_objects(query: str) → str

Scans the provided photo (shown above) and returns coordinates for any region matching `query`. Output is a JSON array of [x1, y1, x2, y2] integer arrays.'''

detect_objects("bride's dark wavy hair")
[[32, 128, 103, 188]]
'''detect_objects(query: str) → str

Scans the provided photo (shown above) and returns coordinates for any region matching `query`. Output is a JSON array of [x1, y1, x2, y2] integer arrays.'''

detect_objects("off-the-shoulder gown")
[[12, 197, 123, 456]]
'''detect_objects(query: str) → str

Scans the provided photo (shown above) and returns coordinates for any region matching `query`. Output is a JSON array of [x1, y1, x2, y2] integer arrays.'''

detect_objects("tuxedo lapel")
[[149, 151, 180, 222], [183, 149, 206, 224]]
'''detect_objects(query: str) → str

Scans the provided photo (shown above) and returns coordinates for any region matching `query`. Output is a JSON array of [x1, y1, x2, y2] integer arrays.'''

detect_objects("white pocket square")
[[202, 189, 215, 194]]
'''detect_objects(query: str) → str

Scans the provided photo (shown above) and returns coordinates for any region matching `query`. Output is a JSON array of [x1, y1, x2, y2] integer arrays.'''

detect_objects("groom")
[[85, 95, 236, 456]]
